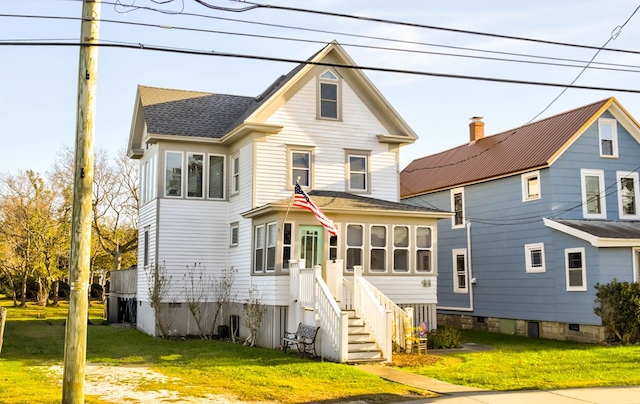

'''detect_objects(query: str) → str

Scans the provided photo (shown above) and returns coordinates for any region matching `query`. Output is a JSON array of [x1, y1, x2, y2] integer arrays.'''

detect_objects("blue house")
[[400, 97, 640, 342]]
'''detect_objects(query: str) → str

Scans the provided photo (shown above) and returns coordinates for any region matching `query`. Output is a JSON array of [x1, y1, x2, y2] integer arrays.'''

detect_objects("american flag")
[[293, 182, 338, 236]]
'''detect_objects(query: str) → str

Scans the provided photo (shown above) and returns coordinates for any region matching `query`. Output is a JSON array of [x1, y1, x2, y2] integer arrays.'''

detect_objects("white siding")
[[250, 276, 290, 306], [136, 201, 157, 302], [255, 77, 400, 206], [367, 276, 438, 304]]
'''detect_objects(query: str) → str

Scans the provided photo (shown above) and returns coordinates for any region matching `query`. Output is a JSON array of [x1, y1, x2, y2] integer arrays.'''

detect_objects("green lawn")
[[0, 300, 428, 404], [399, 329, 640, 391]]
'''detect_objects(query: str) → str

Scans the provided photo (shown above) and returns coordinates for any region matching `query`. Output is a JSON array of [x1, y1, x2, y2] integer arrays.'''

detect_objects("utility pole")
[[62, 1, 101, 402]]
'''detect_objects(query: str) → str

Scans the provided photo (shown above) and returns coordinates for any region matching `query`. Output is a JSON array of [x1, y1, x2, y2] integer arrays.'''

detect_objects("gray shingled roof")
[[139, 44, 319, 139], [271, 190, 448, 214], [552, 219, 640, 239]]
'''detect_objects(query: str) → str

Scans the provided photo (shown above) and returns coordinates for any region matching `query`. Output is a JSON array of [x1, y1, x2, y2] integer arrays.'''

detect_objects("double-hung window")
[[208, 155, 225, 199], [291, 149, 312, 187], [346, 224, 363, 272], [230, 223, 239, 247], [451, 188, 465, 228], [617, 171, 639, 219], [370, 225, 387, 272], [318, 70, 339, 120], [522, 171, 540, 201], [187, 153, 204, 198], [282, 223, 292, 269], [416, 227, 433, 272], [525, 243, 545, 273], [392, 226, 409, 272], [581, 169, 606, 218], [599, 118, 618, 158], [165, 151, 183, 197], [565, 247, 586, 291], [231, 155, 240, 194], [452, 249, 468, 293], [347, 152, 369, 192], [253, 222, 277, 273]]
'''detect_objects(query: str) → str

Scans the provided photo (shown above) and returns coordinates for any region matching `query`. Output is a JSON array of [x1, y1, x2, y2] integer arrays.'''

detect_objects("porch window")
[[187, 153, 204, 198], [393, 226, 409, 272], [565, 247, 586, 291], [329, 234, 338, 261], [346, 224, 363, 272], [370, 225, 387, 272], [416, 226, 433, 272], [208, 155, 225, 199], [165, 151, 183, 197], [282, 223, 292, 269], [266, 223, 277, 272], [254, 225, 265, 273], [453, 249, 468, 293], [617, 171, 639, 219]]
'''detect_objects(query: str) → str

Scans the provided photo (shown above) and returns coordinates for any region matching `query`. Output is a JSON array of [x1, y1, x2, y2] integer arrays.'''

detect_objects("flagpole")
[[281, 177, 301, 230]]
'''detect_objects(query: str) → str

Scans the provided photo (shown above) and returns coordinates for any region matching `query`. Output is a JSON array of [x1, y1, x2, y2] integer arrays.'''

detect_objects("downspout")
[[437, 221, 475, 312]]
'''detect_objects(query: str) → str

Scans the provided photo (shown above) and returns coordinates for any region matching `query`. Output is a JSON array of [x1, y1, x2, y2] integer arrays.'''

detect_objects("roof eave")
[[242, 204, 453, 219], [543, 218, 640, 247], [377, 134, 417, 145]]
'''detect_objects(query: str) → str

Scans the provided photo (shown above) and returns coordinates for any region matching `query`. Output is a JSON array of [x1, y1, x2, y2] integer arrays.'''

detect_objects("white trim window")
[[253, 222, 277, 273], [187, 153, 204, 198], [370, 225, 387, 272], [522, 171, 541, 201], [346, 224, 363, 272], [266, 222, 277, 272], [565, 247, 587, 291], [617, 171, 639, 219], [524, 243, 545, 273], [231, 154, 240, 195], [165, 151, 183, 197], [282, 223, 292, 270], [318, 70, 339, 120], [598, 118, 618, 158], [208, 154, 225, 199], [452, 249, 468, 293], [451, 187, 465, 229], [347, 153, 369, 192], [291, 149, 312, 187], [254, 225, 265, 273], [634, 247, 640, 283], [392, 226, 409, 272], [581, 169, 606, 219], [143, 228, 150, 267], [230, 223, 239, 247], [416, 226, 433, 273]]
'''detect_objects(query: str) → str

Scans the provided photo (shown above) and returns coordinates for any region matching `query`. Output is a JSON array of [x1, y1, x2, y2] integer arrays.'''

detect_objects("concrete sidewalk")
[[357, 364, 640, 404]]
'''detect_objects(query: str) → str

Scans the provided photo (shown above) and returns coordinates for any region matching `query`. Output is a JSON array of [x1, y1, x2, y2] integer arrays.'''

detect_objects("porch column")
[[325, 259, 343, 303]]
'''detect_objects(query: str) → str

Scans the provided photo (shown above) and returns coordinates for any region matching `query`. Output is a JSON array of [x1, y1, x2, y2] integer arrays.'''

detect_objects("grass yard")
[[395, 329, 640, 391], [0, 300, 429, 404]]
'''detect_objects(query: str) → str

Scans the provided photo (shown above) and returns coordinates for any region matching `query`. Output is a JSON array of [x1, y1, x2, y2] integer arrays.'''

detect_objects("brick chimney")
[[469, 116, 484, 142]]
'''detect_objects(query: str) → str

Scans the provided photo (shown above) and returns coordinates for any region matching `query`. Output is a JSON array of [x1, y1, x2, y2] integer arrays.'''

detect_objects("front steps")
[[345, 310, 386, 364]]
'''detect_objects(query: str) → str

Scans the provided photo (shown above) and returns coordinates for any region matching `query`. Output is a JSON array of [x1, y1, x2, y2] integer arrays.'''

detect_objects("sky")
[[1, 0, 640, 176]]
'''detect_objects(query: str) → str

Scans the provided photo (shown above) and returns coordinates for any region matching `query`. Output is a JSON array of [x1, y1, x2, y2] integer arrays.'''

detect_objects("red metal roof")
[[400, 98, 613, 198]]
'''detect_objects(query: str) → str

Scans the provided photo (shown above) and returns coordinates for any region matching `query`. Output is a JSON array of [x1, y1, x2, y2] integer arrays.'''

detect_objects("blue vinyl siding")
[[403, 112, 640, 326]]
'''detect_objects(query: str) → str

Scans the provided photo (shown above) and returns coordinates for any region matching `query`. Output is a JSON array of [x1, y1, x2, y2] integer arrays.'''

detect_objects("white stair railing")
[[353, 266, 392, 361], [350, 267, 413, 353], [312, 266, 348, 362]]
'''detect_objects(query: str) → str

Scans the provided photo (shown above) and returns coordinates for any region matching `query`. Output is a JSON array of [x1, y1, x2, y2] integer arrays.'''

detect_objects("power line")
[[212, 0, 640, 56], [528, 4, 640, 123], [4, 13, 640, 74], [3, 40, 640, 94]]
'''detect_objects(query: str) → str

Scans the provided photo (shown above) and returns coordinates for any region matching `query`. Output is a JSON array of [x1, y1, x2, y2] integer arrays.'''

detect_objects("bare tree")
[[183, 263, 213, 339], [146, 262, 174, 338], [212, 266, 237, 338], [243, 285, 264, 347]]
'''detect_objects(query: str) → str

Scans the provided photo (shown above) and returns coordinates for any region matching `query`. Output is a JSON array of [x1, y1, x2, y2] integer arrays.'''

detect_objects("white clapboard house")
[[126, 41, 451, 362]]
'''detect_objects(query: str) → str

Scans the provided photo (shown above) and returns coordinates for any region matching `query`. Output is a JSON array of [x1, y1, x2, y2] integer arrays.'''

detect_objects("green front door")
[[299, 225, 323, 269]]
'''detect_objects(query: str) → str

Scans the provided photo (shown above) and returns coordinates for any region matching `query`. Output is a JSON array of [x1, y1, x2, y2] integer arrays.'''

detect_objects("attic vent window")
[[318, 70, 340, 120]]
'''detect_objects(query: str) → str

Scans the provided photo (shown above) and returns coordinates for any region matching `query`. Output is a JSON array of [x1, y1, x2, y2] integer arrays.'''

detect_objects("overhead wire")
[[4, 13, 640, 74], [2, 40, 640, 94]]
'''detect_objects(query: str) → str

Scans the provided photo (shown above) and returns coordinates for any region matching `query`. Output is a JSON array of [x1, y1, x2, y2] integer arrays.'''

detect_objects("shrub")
[[594, 279, 640, 344], [427, 326, 462, 349]]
